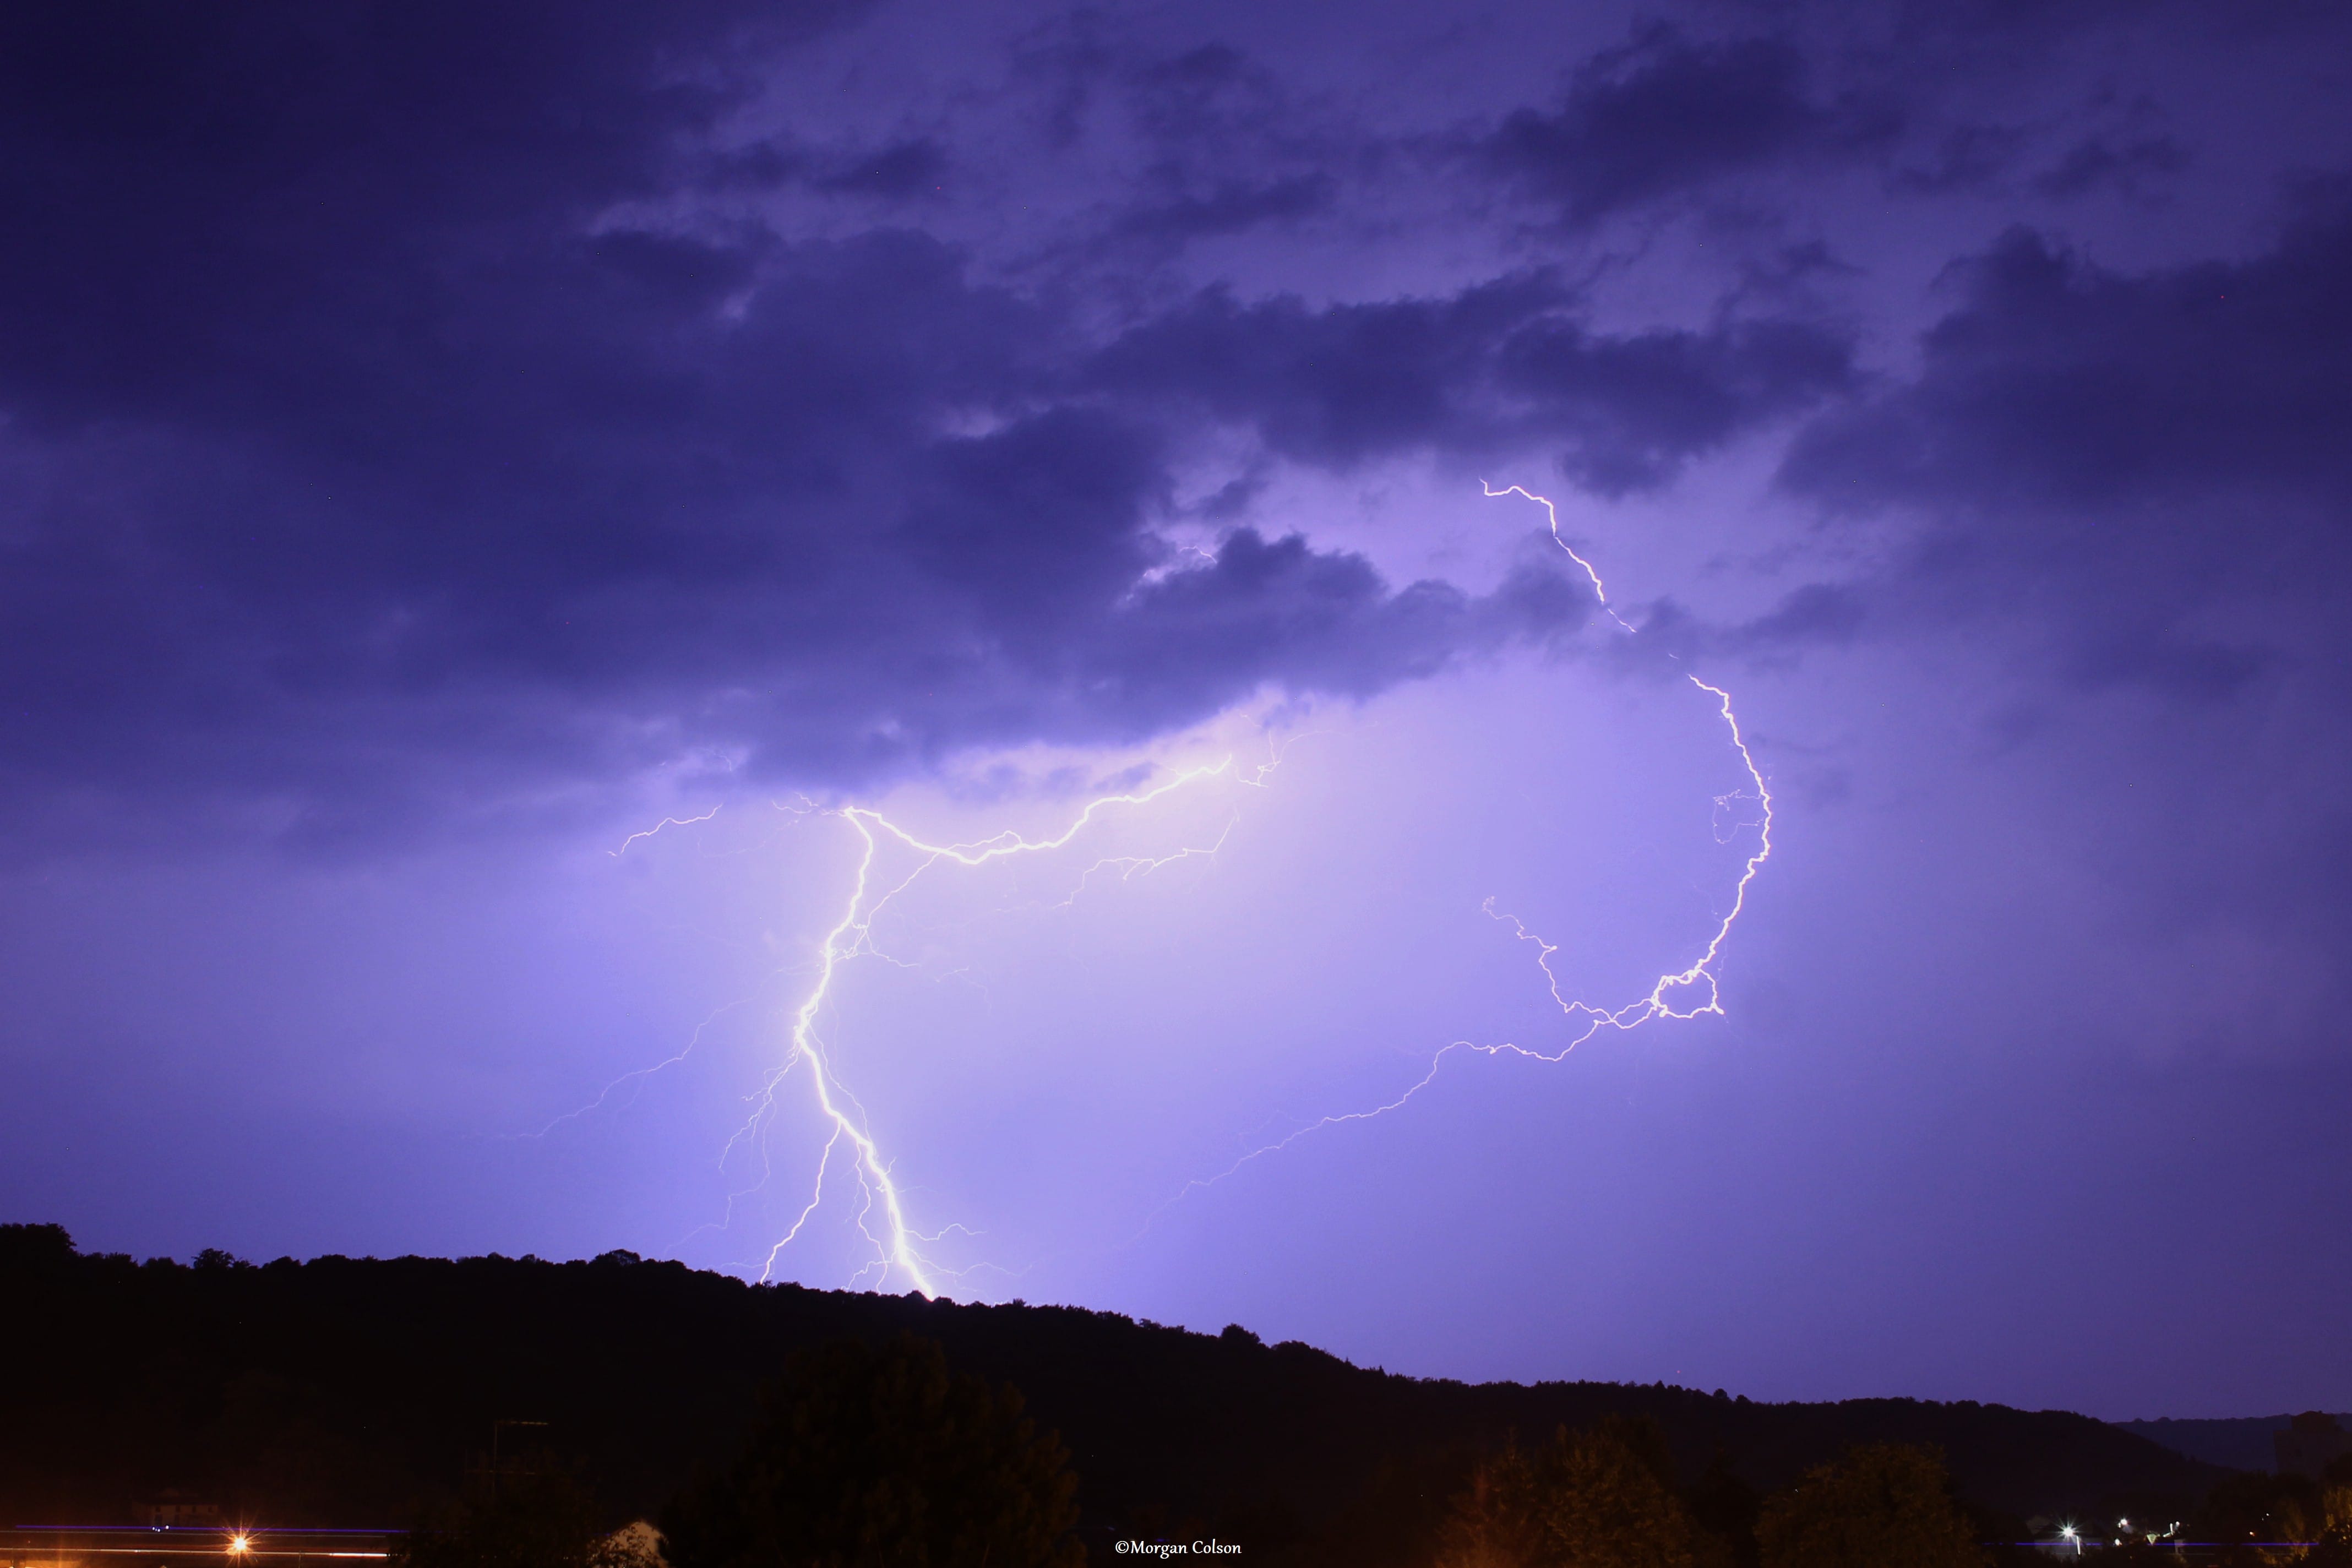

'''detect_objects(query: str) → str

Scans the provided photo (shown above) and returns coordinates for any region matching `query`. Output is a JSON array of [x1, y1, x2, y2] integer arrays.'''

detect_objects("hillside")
[[0, 1224, 2225, 1561], [2116, 1414, 2352, 1473]]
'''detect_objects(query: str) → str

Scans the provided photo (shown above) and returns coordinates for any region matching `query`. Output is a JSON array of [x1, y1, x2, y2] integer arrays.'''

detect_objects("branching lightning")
[[614, 484, 1768, 1294], [524, 998, 752, 1141], [1155, 484, 1772, 1210], [743, 757, 1259, 1295], [608, 805, 722, 856]]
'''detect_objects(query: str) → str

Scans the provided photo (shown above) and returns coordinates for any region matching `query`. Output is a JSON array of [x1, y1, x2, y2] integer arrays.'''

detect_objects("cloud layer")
[[0, 2, 2346, 843]]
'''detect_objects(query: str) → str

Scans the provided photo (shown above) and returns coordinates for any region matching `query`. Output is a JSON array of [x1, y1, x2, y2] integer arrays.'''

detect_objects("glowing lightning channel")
[[1487, 675, 1772, 1032], [751, 757, 1250, 1294], [1156, 484, 1772, 1211], [525, 998, 752, 1141], [608, 804, 722, 856], [726, 476, 1766, 1278], [1470, 483, 1771, 1035], [1483, 481, 1637, 632]]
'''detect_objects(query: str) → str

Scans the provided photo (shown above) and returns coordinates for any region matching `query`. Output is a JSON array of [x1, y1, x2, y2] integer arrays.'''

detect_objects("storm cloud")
[[1781, 189, 2352, 694], [0, 3, 1882, 842], [6, 0, 2352, 1420], [1480, 21, 1895, 226]]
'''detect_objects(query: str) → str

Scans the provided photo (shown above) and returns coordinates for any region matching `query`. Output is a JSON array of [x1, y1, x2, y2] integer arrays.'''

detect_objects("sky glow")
[[727, 484, 1773, 1297], [1, 0, 2348, 1420]]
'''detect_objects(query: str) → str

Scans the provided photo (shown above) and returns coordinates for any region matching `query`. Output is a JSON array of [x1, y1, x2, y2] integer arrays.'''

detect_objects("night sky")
[[3, 2, 2349, 1422]]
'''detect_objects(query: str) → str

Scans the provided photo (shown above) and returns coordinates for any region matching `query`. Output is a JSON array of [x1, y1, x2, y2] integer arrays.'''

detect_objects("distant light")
[[228, 1537, 249, 1555]]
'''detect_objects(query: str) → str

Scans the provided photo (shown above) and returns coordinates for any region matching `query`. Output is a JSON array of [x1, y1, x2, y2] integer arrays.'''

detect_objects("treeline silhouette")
[[0, 1224, 2245, 1564]]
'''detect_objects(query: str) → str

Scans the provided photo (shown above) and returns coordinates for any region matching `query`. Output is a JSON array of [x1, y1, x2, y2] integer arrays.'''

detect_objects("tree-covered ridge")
[[0, 1224, 2224, 1563]]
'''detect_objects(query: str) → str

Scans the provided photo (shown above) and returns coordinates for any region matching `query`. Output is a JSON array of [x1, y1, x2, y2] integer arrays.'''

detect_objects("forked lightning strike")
[[1161, 485, 1771, 1208], [710, 483, 1768, 1291], [746, 758, 1254, 1295]]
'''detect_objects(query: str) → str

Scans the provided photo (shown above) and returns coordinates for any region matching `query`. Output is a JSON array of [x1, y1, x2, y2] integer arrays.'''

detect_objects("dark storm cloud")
[[1782, 188, 2352, 696], [7, 211, 1584, 829], [1784, 194, 2352, 516], [814, 138, 952, 199], [0, 2, 852, 426], [1892, 124, 2032, 195], [21, 2, 2241, 846], [0, 3, 1722, 842], [1727, 583, 1869, 655], [1581, 582, 1869, 682], [1480, 22, 1894, 226], [1891, 124, 2190, 203], [2029, 132, 2190, 200], [1502, 315, 1856, 493], [1060, 35, 1346, 262], [1111, 173, 1337, 246], [1093, 280, 1854, 492]]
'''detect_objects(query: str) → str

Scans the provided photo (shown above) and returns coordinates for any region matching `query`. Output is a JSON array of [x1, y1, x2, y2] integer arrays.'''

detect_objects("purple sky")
[[3, 1, 2350, 1422]]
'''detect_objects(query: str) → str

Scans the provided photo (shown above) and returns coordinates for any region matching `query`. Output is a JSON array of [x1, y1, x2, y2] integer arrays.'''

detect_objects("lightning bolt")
[[1490, 677, 1771, 1028], [693, 484, 1768, 1289], [522, 998, 751, 1141], [1494, 481, 1773, 1029], [1483, 481, 1637, 632], [1156, 484, 1772, 1211], [608, 804, 721, 856], [746, 757, 1254, 1295]]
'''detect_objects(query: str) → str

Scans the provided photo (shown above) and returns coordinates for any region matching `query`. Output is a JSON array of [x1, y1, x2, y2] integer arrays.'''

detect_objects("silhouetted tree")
[[1754, 1444, 1986, 1568], [1686, 1451, 1761, 1568], [0, 1221, 75, 1272], [2300, 1469, 2352, 1568], [1439, 1441, 1545, 1568], [399, 1472, 622, 1568], [0, 1227, 2236, 1564], [2195, 1467, 2322, 1564], [1438, 1418, 1712, 1568], [662, 1333, 1082, 1568]]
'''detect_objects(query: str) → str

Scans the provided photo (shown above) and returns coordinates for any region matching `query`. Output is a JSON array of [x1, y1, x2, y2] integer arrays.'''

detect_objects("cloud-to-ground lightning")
[[744, 758, 1256, 1295], [693, 483, 1768, 1289], [1157, 485, 1772, 1207]]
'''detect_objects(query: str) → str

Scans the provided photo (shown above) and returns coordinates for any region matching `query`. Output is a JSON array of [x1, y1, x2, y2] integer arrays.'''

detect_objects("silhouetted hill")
[[2116, 1414, 2352, 1472], [0, 1224, 2226, 1562]]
